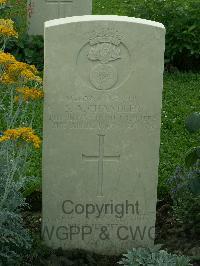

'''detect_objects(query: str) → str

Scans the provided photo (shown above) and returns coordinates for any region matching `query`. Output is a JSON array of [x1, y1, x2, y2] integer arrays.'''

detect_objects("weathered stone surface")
[[42, 15, 165, 255], [27, 0, 92, 35]]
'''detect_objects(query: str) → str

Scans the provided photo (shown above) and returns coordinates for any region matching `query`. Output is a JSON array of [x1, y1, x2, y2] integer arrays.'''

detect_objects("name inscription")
[[48, 94, 157, 130]]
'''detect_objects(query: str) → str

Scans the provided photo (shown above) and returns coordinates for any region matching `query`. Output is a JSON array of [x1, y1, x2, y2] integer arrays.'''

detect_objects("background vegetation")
[[94, 0, 200, 71], [1, 0, 27, 35]]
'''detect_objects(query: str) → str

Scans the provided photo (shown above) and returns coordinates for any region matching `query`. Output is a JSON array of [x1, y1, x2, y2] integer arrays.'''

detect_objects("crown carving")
[[89, 28, 122, 46]]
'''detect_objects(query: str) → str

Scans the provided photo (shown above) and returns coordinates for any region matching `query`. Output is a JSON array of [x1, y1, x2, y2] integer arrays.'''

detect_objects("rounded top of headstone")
[[45, 15, 165, 30]]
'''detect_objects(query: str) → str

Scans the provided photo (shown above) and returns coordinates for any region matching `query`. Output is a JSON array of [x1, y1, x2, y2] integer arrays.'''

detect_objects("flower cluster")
[[0, 19, 18, 38], [0, 51, 16, 65], [15, 87, 44, 102], [0, 127, 41, 148], [0, 0, 6, 4], [0, 0, 6, 8], [0, 52, 42, 84]]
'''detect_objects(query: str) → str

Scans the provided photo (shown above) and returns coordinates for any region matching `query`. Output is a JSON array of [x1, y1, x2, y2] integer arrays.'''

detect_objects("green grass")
[[0, 0, 200, 198], [93, 0, 129, 15], [159, 73, 200, 196]]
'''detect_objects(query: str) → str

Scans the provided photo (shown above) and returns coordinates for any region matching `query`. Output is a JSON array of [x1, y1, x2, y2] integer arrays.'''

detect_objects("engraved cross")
[[82, 135, 120, 197], [45, 0, 73, 17]]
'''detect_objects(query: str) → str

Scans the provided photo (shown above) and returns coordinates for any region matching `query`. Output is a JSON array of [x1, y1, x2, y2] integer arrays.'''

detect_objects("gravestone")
[[42, 15, 165, 255], [27, 0, 92, 35]]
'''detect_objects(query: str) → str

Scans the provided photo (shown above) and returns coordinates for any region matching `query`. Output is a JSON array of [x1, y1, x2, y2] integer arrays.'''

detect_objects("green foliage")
[[0, 0, 27, 37], [0, 165, 32, 265], [6, 34, 44, 71], [159, 73, 200, 196], [127, 0, 200, 70], [185, 112, 200, 133], [185, 112, 200, 167], [93, 0, 129, 15], [167, 163, 200, 235], [94, 0, 200, 71], [118, 246, 192, 266], [185, 147, 200, 168], [23, 175, 41, 197]]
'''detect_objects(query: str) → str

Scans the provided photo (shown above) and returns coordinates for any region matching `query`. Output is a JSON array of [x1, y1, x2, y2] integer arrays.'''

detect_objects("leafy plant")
[[0, 1, 43, 70], [6, 34, 44, 71], [166, 112, 200, 236], [118, 246, 192, 266], [185, 112, 200, 133], [0, 0, 27, 37], [126, 0, 200, 71], [185, 112, 200, 167], [23, 175, 41, 198], [0, 155, 32, 265], [0, 112, 41, 265], [167, 163, 200, 235]]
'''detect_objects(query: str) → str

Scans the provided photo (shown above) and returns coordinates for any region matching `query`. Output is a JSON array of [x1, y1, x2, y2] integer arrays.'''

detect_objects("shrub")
[[167, 163, 200, 235], [6, 34, 44, 71], [118, 246, 192, 266], [165, 112, 200, 234], [0, 172, 32, 265], [0, 1, 44, 70], [127, 0, 200, 71], [0, 0, 27, 37]]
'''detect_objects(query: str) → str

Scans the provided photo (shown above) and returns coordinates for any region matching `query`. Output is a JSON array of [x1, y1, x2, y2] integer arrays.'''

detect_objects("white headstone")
[[27, 0, 92, 35], [42, 15, 165, 255]]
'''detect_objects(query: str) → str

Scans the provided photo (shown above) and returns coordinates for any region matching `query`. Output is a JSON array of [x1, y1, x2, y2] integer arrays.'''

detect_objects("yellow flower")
[[15, 87, 44, 102], [1, 73, 15, 84], [0, 52, 42, 84], [0, 127, 41, 148], [0, 51, 16, 65], [21, 68, 42, 83], [0, 19, 18, 38], [0, 0, 6, 5], [0, 135, 10, 142], [0, 60, 42, 84]]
